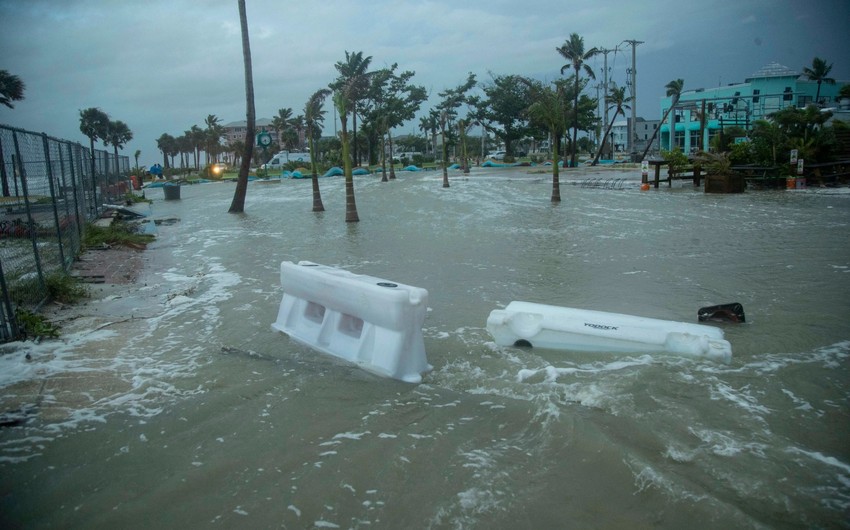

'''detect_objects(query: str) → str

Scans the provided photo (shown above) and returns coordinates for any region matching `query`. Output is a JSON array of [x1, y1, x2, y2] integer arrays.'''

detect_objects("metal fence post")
[[43, 133, 67, 268], [11, 130, 47, 300]]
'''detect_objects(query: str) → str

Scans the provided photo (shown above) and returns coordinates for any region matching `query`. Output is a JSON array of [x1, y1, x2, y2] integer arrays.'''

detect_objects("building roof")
[[746, 62, 799, 81]]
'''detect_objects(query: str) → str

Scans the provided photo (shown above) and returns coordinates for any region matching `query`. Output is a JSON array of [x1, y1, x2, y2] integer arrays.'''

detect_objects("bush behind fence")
[[0, 123, 131, 341]]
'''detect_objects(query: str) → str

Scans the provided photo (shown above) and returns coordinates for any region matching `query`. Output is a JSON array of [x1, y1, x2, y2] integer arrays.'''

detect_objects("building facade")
[[658, 62, 849, 153], [611, 117, 660, 154]]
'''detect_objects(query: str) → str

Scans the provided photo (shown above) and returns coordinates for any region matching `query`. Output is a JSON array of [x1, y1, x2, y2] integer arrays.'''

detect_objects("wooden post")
[[653, 163, 661, 188]]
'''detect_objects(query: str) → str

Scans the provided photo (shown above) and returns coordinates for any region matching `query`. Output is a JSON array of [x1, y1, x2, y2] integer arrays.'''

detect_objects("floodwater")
[[1, 166, 849, 529]]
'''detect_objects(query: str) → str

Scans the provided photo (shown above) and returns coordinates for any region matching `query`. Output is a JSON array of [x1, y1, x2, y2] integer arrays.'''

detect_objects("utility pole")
[[623, 39, 643, 157], [597, 46, 618, 159]]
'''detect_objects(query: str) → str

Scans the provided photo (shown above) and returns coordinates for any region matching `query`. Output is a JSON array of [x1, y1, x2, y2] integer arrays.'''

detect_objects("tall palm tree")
[[104, 120, 133, 176], [641, 78, 684, 160], [557, 33, 599, 168], [0, 70, 25, 108], [803, 57, 835, 105], [525, 78, 568, 201], [79, 107, 110, 203], [332, 51, 373, 167], [304, 88, 331, 212], [229, 0, 255, 214], [333, 80, 359, 222], [591, 84, 631, 165]]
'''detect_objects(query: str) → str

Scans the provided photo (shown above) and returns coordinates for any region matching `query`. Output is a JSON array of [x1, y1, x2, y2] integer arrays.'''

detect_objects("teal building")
[[659, 62, 849, 153]]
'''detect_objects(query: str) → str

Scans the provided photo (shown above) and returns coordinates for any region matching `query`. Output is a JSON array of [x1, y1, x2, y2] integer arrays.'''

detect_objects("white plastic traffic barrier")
[[272, 261, 432, 383], [486, 301, 732, 363]]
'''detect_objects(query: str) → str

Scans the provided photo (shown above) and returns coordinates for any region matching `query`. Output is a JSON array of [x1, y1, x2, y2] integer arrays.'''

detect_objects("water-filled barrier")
[[272, 261, 432, 382], [486, 301, 732, 363]]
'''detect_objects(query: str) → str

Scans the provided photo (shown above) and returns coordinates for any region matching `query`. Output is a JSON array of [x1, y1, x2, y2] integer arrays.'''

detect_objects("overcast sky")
[[1, 0, 848, 167]]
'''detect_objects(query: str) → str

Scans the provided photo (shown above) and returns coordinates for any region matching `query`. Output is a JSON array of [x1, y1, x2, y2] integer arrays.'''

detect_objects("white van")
[[262, 151, 311, 170]]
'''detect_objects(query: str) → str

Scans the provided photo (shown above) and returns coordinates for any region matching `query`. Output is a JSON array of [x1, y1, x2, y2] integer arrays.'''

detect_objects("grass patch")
[[45, 272, 89, 304], [83, 221, 155, 250], [15, 307, 60, 338]]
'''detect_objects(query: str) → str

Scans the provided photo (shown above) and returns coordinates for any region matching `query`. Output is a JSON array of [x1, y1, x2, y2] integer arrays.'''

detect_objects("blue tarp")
[[352, 168, 370, 175], [403, 165, 422, 171], [322, 167, 344, 177]]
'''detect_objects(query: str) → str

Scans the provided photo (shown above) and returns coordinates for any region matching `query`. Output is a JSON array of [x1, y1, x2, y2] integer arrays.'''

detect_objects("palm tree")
[[591, 84, 631, 165], [291, 115, 306, 150], [803, 57, 835, 106], [229, 0, 255, 214], [156, 133, 175, 168], [557, 33, 599, 168], [134, 149, 141, 168], [332, 51, 373, 167], [304, 88, 331, 212], [640, 78, 684, 160], [104, 120, 133, 176], [79, 107, 110, 203], [204, 114, 223, 164], [524, 78, 568, 201], [419, 113, 438, 157], [0, 70, 25, 108], [271, 108, 292, 147], [333, 80, 359, 222]]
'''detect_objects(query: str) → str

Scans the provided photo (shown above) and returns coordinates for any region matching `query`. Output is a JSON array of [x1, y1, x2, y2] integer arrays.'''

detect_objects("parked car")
[[490, 151, 507, 160]]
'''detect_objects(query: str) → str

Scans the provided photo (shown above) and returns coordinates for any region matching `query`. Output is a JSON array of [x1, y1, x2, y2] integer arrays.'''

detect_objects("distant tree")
[[229, 0, 255, 214], [591, 84, 631, 165], [156, 133, 175, 168], [204, 114, 225, 164], [381, 68, 427, 179], [523, 78, 568, 201], [475, 74, 534, 157], [79, 107, 110, 202], [271, 108, 291, 143], [803, 57, 835, 105], [419, 112, 439, 157], [0, 70, 25, 108], [558, 33, 599, 167], [436, 73, 477, 187], [331, 51, 373, 167], [641, 78, 684, 160], [134, 149, 141, 168], [304, 88, 331, 212], [104, 120, 133, 175]]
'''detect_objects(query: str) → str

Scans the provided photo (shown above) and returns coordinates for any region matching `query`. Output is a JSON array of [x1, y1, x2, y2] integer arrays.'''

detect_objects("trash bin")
[[163, 183, 181, 200]]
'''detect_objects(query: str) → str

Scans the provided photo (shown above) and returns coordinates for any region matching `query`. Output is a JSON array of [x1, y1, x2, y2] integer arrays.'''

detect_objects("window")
[[752, 89, 760, 103], [798, 95, 812, 108], [783, 87, 793, 101]]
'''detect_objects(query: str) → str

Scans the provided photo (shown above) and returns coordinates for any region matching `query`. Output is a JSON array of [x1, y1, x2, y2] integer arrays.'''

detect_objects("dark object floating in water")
[[698, 303, 745, 323]]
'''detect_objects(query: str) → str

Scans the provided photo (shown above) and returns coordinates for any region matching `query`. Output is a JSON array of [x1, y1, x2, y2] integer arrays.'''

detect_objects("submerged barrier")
[[486, 301, 732, 363], [272, 261, 432, 383], [579, 178, 627, 189]]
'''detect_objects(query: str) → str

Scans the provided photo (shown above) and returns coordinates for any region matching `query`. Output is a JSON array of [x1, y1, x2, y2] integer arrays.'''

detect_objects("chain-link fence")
[[0, 123, 131, 341]]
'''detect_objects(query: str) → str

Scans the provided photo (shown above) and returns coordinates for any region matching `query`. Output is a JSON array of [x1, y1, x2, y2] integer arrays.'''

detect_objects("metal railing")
[[0, 123, 131, 341]]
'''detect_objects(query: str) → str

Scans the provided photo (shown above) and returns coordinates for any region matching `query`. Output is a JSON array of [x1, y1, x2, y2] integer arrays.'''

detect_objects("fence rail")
[[0, 123, 131, 341]]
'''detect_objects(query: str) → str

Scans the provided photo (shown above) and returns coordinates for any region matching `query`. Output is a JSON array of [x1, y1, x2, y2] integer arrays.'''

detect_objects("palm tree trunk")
[[380, 134, 388, 183], [309, 134, 324, 212], [640, 98, 677, 160], [441, 126, 449, 188], [388, 131, 397, 180], [591, 114, 619, 166], [341, 120, 359, 222], [551, 132, 561, 202], [229, 0, 254, 214]]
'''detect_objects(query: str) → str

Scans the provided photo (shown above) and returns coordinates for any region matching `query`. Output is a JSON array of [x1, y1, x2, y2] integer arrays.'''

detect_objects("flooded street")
[[2, 166, 849, 529]]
